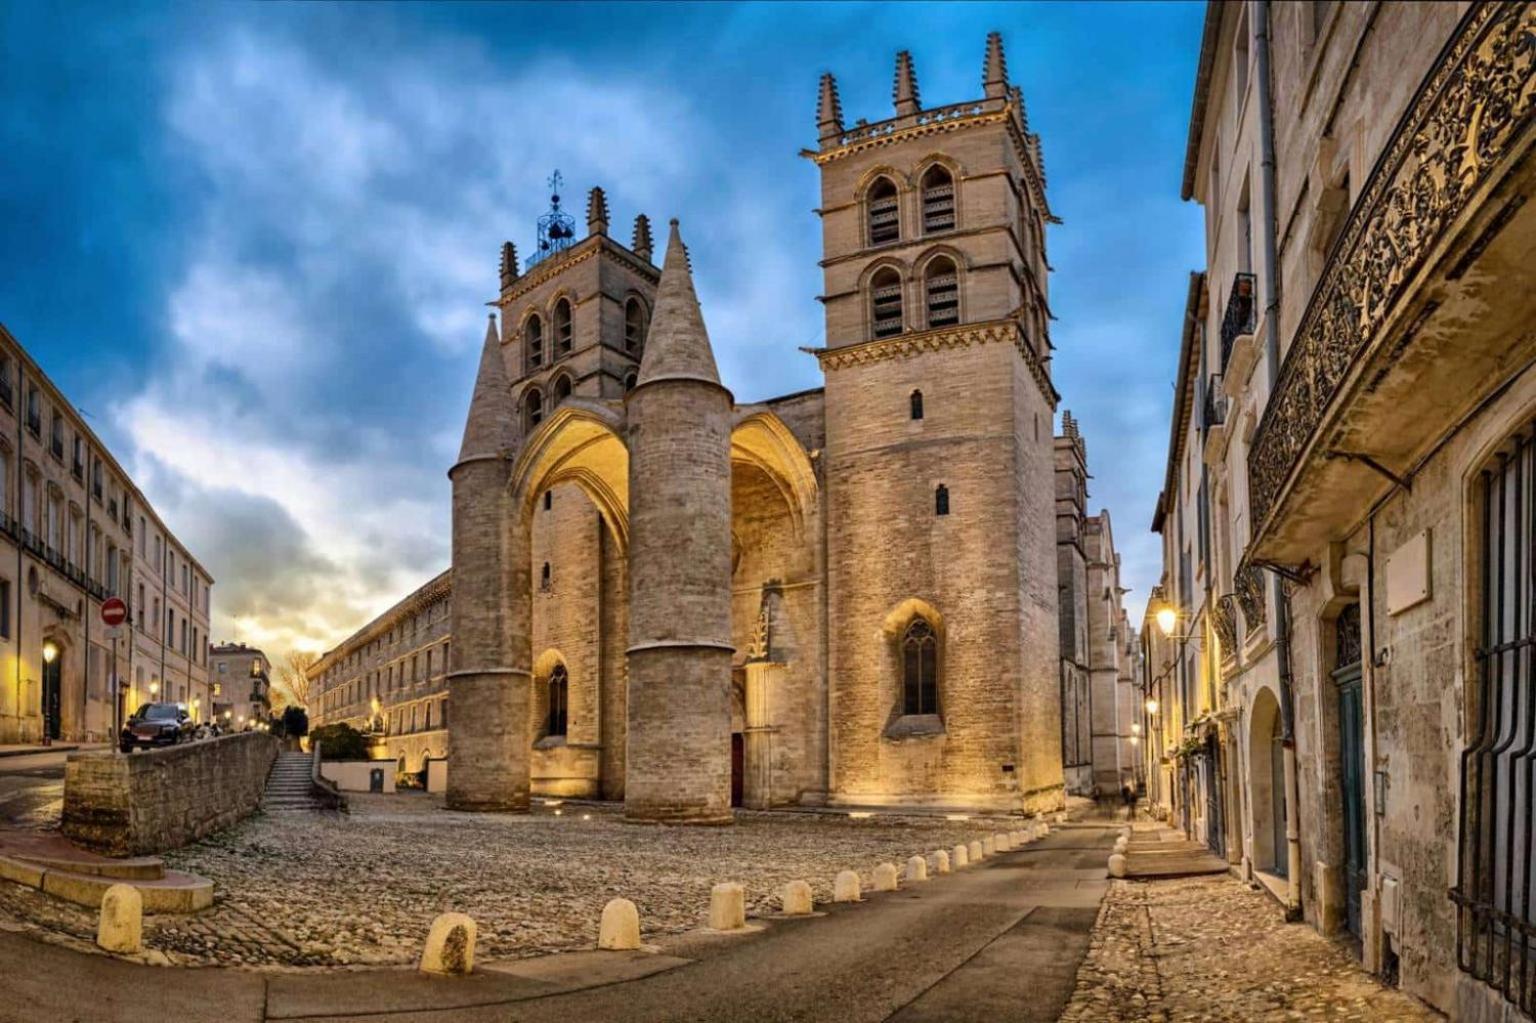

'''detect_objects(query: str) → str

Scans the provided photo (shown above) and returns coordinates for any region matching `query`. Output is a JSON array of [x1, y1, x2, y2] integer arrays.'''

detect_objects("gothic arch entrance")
[[1249, 685, 1286, 877]]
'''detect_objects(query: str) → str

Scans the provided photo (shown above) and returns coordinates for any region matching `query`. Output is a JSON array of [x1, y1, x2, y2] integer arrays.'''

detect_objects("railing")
[[1219, 272, 1256, 372], [1234, 563, 1267, 636], [835, 100, 990, 148]]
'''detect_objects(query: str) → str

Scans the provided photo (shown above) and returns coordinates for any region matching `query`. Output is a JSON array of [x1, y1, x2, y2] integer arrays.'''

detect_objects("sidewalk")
[[1059, 873, 1438, 1022], [0, 744, 79, 759]]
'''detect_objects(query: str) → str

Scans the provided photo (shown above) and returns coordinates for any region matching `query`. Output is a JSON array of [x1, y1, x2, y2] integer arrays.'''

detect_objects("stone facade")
[[1147, 3, 1536, 1019], [0, 324, 214, 745], [60, 731, 277, 856], [314, 35, 1077, 819], [208, 642, 271, 730]]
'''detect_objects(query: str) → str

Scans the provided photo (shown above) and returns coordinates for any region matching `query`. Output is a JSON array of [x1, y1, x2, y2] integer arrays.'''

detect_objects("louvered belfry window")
[[921, 166, 955, 234], [870, 269, 903, 339], [526, 315, 544, 369], [867, 178, 900, 246], [554, 299, 573, 356], [925, 257, 959, 328], [1455, 424, 1536, 1014]]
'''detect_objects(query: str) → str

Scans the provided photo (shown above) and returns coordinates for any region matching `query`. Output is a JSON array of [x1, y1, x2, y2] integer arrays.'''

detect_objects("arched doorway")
[[1249, 685, 1286, 877]]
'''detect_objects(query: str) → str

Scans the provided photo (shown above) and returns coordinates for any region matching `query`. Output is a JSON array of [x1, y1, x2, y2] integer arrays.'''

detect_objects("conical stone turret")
[[447, 313, 532, 813], [624, 219, 735, 824]]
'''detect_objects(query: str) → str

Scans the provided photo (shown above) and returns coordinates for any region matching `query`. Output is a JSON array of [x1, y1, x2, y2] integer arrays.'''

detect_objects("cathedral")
[[316, 34, 1080, 820]]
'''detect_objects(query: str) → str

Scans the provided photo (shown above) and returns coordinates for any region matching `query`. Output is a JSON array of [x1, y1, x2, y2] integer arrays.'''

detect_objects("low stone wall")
[[61, 732, 279, 856]]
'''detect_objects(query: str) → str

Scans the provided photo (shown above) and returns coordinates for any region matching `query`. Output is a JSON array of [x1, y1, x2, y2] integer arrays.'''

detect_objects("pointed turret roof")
[[983, 32, 1008, 99], [456, 314, 518, 464], [817, 72, 844, 141], [633, 220, 721, 390], [893, 50, 920, 116]]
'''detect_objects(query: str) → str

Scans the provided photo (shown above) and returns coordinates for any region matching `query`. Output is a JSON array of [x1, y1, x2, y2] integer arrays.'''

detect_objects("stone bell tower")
[[808, 34, 1066, 812], [624, 220, 735, 823]]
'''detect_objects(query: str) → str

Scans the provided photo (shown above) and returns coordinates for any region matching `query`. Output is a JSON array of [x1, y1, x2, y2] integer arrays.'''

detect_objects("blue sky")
[[1, 1, 1205, 658]]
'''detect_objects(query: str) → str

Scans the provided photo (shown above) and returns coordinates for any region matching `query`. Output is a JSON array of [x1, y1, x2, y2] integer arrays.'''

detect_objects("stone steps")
[[263, 753, 324, 812], [0, 832, 212, 913]]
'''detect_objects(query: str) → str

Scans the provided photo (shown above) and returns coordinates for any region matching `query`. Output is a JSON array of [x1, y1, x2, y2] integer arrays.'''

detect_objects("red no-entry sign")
[[101, 596, 128, 628]]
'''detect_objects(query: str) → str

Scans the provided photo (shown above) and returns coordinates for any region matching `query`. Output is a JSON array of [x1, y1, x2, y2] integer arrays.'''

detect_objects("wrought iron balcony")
[[1218, 272, 1256, 373], [1247, 2, 1536, 561]]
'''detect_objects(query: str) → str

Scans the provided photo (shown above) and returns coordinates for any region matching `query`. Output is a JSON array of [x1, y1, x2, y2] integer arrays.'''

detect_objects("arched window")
[[921, 165, 955, 234], [553, 374, 572, 405], [935, 484, 949, 516], [924, 257, 959, 328], [870, 267, 904, 339], [553, 299, 573, 356], [910, 390, 924, 421], [525, 315, 544, 369], [546, 664, 568, 738], [524, 388, 544, 431], [902, 619, 938, 715], [624, 298, 646, 353], [867, 177, 900, 246]]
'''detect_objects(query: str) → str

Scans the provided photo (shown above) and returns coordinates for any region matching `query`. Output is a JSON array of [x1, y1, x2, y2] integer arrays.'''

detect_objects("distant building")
[[1055, 411, 1139, 796], [0, 324, 214, 744], [209, 642, 271, 729]]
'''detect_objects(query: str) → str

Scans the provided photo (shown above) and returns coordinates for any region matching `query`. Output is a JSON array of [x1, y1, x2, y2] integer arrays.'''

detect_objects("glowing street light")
[[1144, 698, 1159, 716], [1155, 604, 1178, 638], [41, 641, 58, 664], [149, 680, 160, 697]]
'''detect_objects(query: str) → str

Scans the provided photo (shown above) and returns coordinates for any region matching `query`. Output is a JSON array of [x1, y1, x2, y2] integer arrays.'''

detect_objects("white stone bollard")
[[981, 836, 996, 857], [598, 898, 641, 950], [995, 832, 1011, 852], [872, 862, 900, 891], [930, 849, 951, 875], [1108, 853, 1128, 878], [96, 883, 142, 954], [420, 912, 477, 975], [1114, 835, 1128, 854], [968, 839, 985, 862], [905, 855, 928, 883], [834, 869, 862, 902], [709, 882, 746, 931], [780, 880, 814, 916], [952, 843, 969, 868]]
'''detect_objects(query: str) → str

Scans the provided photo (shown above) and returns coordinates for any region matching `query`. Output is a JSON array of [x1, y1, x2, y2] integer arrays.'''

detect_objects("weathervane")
[[529, 169, 577, 268]]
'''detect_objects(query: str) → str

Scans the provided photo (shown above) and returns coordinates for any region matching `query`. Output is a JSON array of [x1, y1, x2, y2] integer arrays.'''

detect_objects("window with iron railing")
[[1454, 425, 1536, 1015], [1219, 272, 1257, 371]]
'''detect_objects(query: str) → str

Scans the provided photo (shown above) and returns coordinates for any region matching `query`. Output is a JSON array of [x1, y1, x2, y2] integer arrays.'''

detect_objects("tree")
[[281, 705, 309, 738], [309, 722, 371, 760], [273, 650, 318, 711]]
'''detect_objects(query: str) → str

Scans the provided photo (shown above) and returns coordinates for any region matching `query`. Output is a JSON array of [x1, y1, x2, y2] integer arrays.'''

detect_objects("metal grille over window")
[[902, 619, 937, 716], [921, 167, 955, 234], [867, 178, 899, 246], [871, 269, 903, 339], [1454, 425, 1536, 1014], [925, 259, 959, 328]]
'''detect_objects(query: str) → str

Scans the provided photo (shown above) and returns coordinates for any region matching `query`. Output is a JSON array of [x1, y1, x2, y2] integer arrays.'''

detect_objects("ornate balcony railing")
[[1234, 563, 1267, 637], [1213, 594, 1240, 655], [1247, 2, 1536, 542], [1219, 272, 1256, 372]]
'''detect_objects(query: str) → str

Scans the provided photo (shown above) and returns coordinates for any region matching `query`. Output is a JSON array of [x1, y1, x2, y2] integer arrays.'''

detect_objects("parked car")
[[119, 702, 194, 752]]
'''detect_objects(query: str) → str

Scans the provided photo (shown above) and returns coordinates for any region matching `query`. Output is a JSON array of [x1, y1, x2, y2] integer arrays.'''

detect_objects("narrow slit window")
[[910, 389, 924, 421], [546, 664, 568, 738], [935, 484, 950, 516]]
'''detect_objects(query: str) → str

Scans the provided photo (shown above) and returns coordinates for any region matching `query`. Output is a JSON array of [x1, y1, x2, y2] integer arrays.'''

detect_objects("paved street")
[[0, 821, 1115, 1023], [0, 747, 71, 829]]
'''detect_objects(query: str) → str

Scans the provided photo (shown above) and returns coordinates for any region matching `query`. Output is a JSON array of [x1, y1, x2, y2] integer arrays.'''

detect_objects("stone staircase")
[[0, 829, 212, 912], [264, 751, 324, 812]]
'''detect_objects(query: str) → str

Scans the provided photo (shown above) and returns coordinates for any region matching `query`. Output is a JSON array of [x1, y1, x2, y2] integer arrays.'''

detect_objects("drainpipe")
[[1252, 0, 1303, 918]]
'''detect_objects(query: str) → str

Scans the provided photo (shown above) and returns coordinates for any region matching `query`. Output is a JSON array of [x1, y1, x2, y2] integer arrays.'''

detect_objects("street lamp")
[[1145, 697, 1159, 715], [41, 641, 58, 664], [149, 680, 160, 698]]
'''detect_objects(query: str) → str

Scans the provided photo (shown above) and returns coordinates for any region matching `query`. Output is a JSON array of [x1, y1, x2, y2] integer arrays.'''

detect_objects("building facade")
[[1145, 3, 1536, 1019], [315, 35, 1075, 818], [209, 642, 272, 730], [1056, 411, 1140, 796], [308, 572, 451, 775], [0, 325, 214, 745]]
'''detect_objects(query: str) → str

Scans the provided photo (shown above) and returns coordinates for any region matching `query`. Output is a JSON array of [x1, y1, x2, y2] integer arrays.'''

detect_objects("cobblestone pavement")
[[0, 794, 1012, 970], [1059, 874, 1440, 1022]]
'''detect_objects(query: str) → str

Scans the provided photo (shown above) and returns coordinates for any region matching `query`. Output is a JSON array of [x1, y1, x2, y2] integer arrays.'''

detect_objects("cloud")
[[117, 24, 714, 659]]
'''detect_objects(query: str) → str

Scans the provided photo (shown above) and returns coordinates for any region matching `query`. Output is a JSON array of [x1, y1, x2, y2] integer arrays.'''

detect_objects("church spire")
[[499, 241, 518, 289], [983, 31, 1008, 99], [586, 186, 609, 237], [632, 213, 654, 262], [893, 50, 920, 117], [457, 314, 517, 463], [634, 220, 721, 389], [817, 72, 844, 142]]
